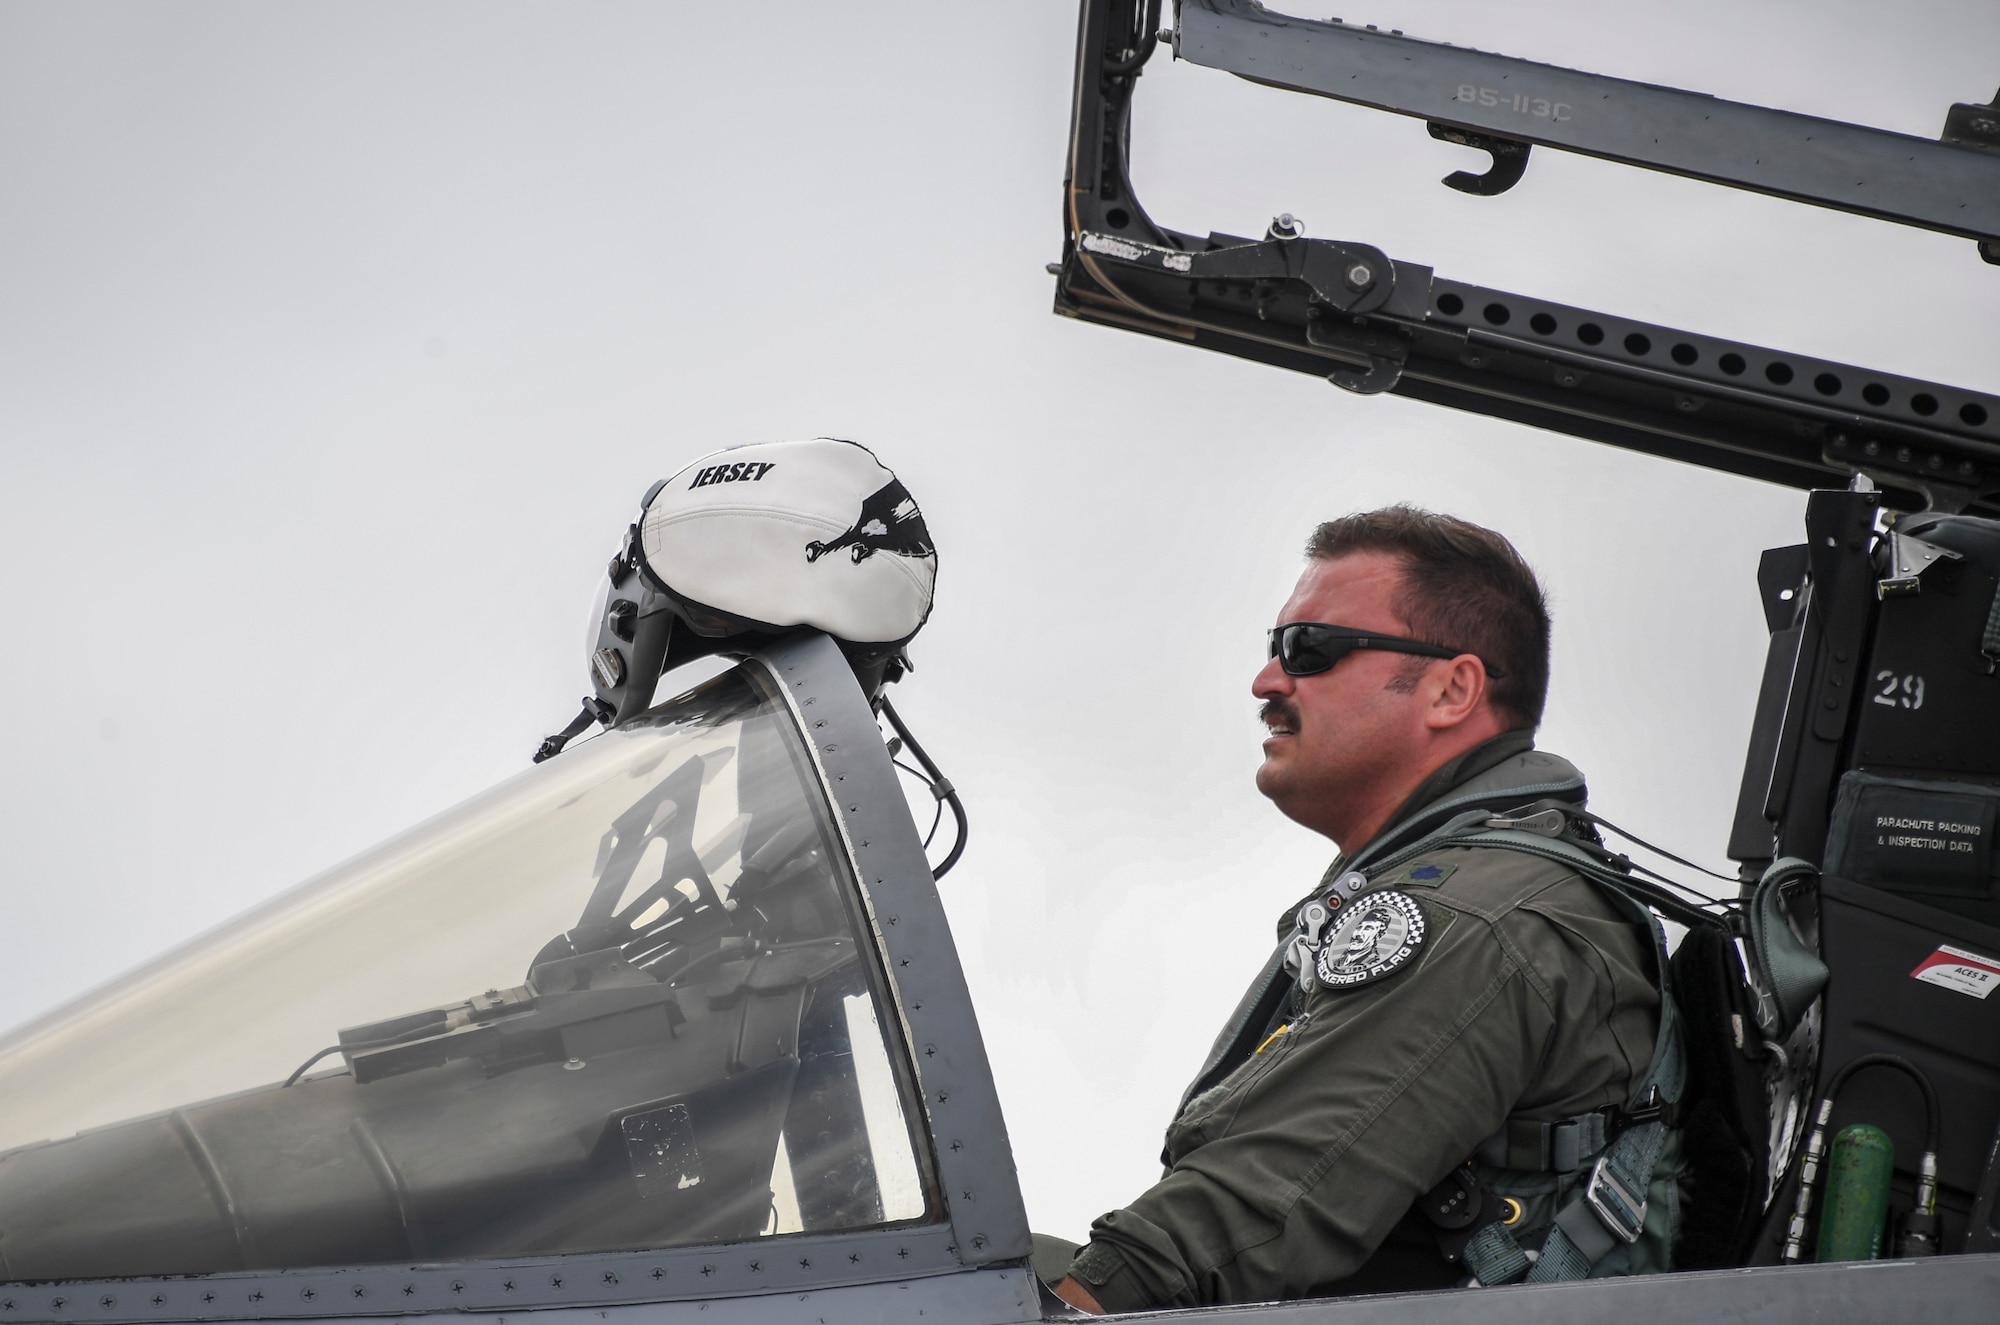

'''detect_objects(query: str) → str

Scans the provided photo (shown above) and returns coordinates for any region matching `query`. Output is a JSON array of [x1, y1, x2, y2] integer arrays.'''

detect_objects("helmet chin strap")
[[532, 697, 614, 764]]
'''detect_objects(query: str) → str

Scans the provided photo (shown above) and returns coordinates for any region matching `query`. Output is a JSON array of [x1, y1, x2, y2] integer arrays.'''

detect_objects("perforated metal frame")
[[0, 632, 1032, 1324]]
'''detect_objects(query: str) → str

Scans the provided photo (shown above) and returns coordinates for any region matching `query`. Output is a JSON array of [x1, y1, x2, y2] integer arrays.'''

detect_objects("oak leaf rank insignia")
[[1313, 890, 1428, 989]]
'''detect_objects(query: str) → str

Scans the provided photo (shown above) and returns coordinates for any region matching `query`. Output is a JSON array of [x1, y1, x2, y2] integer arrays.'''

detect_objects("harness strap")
[[1479, 1109, 1612, 1174], [1383, 823, 1689, 1286], [1460, 1221, 1532, 1285], [1530, 1110, 1674, 1280]]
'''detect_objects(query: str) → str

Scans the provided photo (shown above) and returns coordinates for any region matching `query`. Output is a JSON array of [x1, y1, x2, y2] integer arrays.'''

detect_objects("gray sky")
[[2, 0, 1996, 1243]]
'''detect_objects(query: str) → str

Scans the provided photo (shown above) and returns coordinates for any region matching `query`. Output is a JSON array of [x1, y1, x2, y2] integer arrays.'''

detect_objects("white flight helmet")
[[538, 439, 936, 760], [640, 437, 936, 644]]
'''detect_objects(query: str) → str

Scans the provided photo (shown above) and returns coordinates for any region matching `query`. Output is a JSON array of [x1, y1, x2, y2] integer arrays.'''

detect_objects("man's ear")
[[1423, 656, 1491, 731]]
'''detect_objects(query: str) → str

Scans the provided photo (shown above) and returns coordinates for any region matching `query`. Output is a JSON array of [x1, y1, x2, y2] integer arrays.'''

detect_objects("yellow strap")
[[1254, 1024, 1290, 1055]]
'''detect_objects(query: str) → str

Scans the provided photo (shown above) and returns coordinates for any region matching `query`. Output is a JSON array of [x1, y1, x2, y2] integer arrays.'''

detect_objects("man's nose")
[[1252, 654, 1293, 700]]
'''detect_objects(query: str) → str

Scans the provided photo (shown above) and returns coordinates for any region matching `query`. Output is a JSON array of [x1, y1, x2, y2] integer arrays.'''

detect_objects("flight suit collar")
[[1335, 730, 1587, 878], [1382, 728, 1540, 836]]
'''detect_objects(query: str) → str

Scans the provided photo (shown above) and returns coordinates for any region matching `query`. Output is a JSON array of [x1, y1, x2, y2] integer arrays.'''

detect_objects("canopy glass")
[[0, 662, 933, 1280]]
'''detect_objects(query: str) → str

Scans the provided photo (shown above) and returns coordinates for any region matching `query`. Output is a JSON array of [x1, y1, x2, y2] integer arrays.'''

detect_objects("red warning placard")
[[1911, 944, 2000, 999]]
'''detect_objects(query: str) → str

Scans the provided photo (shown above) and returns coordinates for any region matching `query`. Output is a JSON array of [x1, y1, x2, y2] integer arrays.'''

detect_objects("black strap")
[[1481, 1110, 1610, 1174], [1478, 1100, 1684, 1174], [533, 699, 607, 764]]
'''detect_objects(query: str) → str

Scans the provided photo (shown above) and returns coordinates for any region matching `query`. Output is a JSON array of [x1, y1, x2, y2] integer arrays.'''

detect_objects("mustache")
[[1260, 699, 1300, 731]]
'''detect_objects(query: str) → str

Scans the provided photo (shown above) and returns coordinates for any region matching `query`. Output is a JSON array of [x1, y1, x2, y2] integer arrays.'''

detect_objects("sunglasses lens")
[[1277, 625, 1353, 675]]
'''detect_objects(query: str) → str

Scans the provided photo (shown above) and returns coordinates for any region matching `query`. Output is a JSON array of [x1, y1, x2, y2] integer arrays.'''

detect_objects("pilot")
[[1051, 507, 1678, 1311]]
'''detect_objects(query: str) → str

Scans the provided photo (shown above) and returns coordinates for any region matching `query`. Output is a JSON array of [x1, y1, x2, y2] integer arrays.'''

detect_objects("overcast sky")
[[2, 0, 1996, 1244]]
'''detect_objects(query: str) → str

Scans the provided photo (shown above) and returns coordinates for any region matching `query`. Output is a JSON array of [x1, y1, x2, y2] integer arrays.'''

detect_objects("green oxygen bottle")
[[1815, 1124, 1895, 1262]]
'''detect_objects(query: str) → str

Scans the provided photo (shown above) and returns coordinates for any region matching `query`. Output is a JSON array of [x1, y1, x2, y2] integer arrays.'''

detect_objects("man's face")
[[1252, 553, 1438, 844]]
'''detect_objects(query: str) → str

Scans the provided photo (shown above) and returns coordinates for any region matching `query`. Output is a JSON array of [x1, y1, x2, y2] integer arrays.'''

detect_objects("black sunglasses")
[[1267, 622, 1507, 679]]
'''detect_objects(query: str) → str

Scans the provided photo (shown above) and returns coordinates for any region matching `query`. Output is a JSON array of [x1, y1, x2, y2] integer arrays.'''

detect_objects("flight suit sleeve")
[[1069, 900, 1563, 1311]]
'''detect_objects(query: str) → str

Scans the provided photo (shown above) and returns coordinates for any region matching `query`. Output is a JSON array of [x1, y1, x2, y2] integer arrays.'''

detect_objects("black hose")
[[879, 696, 968, 880], [283, 1045, 345, 1088], [1562, 804, 1742, 885], [1819, 1053, 1941, 1154], [893, 757, 946, 846]]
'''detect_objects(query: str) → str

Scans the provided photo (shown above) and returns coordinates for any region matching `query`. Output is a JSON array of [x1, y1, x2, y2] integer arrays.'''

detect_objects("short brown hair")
[[1305, 506, 1550, 728]]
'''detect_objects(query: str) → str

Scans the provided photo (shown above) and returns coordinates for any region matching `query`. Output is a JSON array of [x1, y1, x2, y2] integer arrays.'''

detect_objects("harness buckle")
[[1582, 1152, 1647, 1244], [1483, 808, 1567, 838]]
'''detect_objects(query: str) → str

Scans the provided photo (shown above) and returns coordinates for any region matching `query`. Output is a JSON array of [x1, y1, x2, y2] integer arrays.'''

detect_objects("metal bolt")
[[1346, 263, 1373, 289], [1266, 213, 1302, 240], [1045, 262, 1063, 276]]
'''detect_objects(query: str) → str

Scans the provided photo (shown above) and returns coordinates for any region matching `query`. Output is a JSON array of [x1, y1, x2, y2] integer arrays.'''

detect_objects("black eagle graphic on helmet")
[[805, 479, 935, 564]]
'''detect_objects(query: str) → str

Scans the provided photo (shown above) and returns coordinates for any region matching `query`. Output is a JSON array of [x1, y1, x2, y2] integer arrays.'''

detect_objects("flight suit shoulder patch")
[[1313, 890, 1428, 989], [1397, 862, 1458, 889]]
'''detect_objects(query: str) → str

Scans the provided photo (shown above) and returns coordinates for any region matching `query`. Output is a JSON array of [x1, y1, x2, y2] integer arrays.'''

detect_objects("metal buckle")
[[1583, 1153, 1647, 1244], [1483, 808, 1567, 837]]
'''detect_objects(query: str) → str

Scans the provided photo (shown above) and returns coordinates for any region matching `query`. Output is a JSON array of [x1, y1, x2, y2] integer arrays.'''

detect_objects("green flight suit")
[[1069, 731, 1670, 1310]]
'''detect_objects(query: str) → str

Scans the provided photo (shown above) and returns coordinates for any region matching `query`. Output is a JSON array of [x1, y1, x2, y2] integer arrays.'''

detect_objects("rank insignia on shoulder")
[[1401, 863, 1457, 888], [1314, 891, 1428, 989]]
